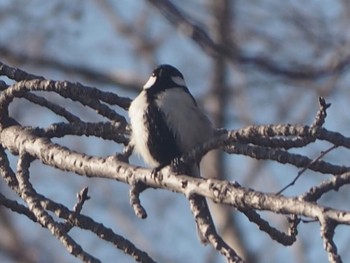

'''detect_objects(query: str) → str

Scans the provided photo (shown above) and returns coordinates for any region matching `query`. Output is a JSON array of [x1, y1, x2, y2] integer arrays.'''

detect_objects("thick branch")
[[2, 125, 350, 225], [0, 144, 155, 263]]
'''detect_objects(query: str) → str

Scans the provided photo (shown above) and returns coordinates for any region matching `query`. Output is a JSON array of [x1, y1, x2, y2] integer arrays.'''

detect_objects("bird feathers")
[[129, 65, 213, 171], [155, 87, 212, 154]]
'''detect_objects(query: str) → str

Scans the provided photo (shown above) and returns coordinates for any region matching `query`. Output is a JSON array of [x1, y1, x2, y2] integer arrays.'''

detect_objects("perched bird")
[[128, 64, 213, 172], [128, 64, 214, 243]]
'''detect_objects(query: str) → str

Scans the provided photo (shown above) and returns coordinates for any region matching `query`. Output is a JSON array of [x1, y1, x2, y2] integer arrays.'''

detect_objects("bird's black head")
[[143, 64, 186, 92]]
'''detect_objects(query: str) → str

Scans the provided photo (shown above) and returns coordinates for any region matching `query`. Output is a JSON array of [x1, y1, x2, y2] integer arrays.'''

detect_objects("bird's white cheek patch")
[[143, 75, 157, 89], [171, 76, 186, 86]]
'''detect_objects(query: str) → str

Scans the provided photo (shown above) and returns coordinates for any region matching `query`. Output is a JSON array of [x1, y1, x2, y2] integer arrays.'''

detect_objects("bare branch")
[[302, 172, 350, 202], [0, 143, 156, 263], [62, 187, 90, 232], [40, 121, 128, 145], [0, 192, 36, 222], [0, 79, 129, 123], [2, 124, 350, 226], [319, 217, 342, 263], [0, 47, 144, 91], [238, 206, 298, 246], [145, 0, 350, 79], [129, 182, 148, 219], [312, 96, 332, 128], [15, 151, 100, 263], [189, 195, 244, 263], [277, 145, 338, 194], [2, 61, 350, 262]]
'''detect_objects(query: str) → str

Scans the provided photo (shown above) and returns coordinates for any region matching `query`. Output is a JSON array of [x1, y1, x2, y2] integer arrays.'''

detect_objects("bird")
[[128, 64, 213, 170], [128, 64, 214, 243]]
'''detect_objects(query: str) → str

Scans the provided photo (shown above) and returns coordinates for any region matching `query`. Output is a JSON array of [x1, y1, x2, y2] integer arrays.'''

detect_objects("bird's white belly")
[[128, 91, 160, 167]]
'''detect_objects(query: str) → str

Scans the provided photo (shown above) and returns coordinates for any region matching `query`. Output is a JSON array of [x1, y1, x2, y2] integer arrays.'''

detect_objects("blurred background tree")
[[1, 0, 350, 262]]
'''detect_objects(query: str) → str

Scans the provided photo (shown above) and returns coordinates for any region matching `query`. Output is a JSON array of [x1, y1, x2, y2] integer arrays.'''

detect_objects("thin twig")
[[277, 145, 338, 194], [129, 182, 148, 219], [239, 207, 298, 246], [312, 96, 331, 128], [62, 187, 90, 232]]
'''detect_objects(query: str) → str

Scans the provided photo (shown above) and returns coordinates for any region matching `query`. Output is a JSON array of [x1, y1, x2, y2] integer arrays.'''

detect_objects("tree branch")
[[145, 0, 350, 79], [2, 61, 350, 262], [16, 151, 100, 263], [2, 124, 350, 224]]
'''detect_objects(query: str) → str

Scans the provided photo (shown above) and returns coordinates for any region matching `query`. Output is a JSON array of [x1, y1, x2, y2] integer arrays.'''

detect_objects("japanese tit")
[[128, 64, 214, 243], [128, 64, 213, 175]]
